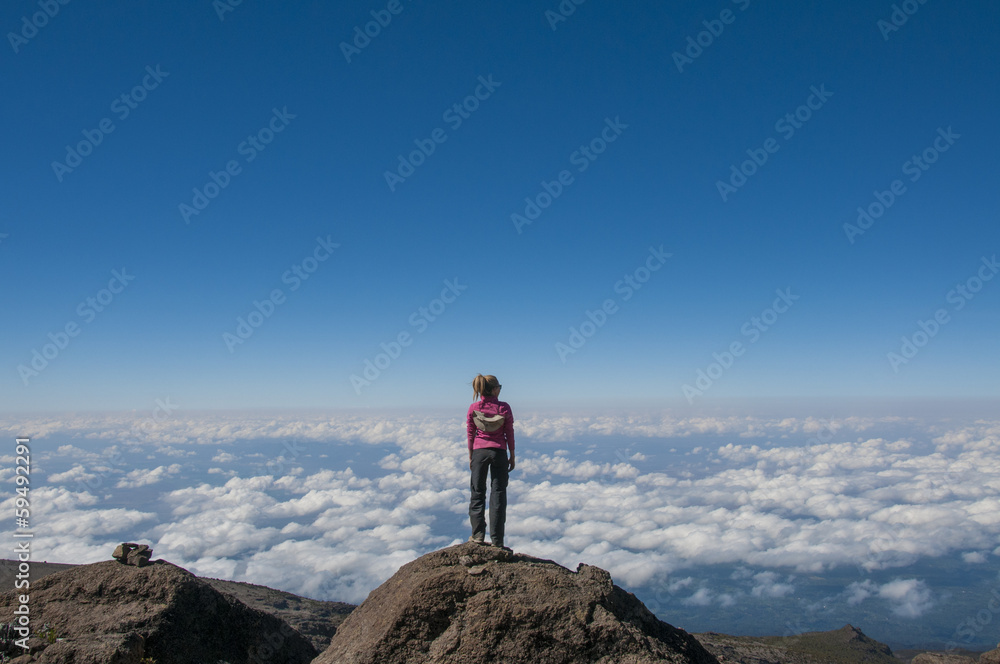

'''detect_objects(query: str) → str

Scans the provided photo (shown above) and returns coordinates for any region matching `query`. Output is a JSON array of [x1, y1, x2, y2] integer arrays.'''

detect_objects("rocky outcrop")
[[315, 541, 719, 664], [0, 559, 317, 664], [112, 543, 152, 567], [912, 654, 976, 664], [980, 647, 1000, 664], [201, 577, 355, 653], [695, 625, 897, 664]]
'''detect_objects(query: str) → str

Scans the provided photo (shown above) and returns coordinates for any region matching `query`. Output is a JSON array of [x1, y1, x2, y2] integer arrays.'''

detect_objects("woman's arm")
[[467, 407, 476, 464], [504, 405, 515, 471]]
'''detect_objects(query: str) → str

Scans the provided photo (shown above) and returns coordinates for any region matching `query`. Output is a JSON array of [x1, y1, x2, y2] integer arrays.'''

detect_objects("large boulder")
[[112, 542, 152, 567], [0, 559, 317, 664], [315, 541, 719, 664], [979, 648, 1000, 664], [913, 654, 976, 664]]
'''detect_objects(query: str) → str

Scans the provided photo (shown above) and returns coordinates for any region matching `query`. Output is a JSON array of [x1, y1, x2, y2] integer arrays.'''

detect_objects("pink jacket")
[[467, 396, 515, 454]]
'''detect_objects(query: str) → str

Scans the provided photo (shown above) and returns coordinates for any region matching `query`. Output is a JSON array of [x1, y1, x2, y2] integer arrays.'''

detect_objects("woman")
[[466, 373, 515, 549]]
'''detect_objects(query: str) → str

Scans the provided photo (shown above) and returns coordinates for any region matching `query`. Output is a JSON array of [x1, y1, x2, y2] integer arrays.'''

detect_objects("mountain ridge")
[[695, 624, 899, 664], [2, 552, 997, 664], [0, 558, 318, 664]]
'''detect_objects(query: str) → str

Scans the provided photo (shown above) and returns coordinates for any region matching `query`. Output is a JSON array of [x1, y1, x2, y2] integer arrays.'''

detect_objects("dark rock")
[[695, 624, 897, 664], [201, 576, 355, 653], [126, 549, 151, 567], [315, 541, 719, 664], [913, 654, 976, 664], [0, 559, 317, 664], [980, 648, 1000, 664], [0, 558, 355, 655], [112, 543, 152, 567]]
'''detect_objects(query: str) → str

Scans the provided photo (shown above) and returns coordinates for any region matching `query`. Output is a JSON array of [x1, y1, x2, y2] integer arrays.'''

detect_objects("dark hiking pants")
[[469, 447, 509, 543]]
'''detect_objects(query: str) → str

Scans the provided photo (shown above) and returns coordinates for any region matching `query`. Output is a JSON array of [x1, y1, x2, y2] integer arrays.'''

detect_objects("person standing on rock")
[[467, 373, 515, 549]]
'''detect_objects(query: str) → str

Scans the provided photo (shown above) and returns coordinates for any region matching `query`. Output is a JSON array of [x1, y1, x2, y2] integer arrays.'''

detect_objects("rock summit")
[[315, 541, 719, 664], [0, 559, 316, 664]]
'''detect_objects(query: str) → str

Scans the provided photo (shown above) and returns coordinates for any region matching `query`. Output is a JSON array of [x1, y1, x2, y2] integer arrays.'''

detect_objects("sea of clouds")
[[2, 407, 998, 646]]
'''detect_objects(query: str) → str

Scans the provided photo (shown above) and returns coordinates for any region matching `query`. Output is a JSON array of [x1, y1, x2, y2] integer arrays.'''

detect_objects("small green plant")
[[35, 624, 58, 644], [139, 657, 156, 664]]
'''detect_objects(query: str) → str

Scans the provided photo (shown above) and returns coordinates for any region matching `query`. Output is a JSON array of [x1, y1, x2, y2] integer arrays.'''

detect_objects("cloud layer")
[[1, 409, 997, 610]]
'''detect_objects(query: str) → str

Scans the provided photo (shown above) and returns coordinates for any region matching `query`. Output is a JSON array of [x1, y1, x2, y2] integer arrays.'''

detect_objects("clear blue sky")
[[3, 0, 998, 411]]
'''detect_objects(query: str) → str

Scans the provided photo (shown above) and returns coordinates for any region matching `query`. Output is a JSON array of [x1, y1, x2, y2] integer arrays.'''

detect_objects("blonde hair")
[[472, 374, 500, 401]]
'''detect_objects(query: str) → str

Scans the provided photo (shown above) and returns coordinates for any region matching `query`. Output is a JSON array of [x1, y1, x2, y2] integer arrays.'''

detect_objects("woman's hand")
[[508, 454, 516, 472]]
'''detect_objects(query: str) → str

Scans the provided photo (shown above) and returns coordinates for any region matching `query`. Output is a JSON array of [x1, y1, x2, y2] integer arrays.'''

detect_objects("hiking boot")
[[468, 533, 486, 544]]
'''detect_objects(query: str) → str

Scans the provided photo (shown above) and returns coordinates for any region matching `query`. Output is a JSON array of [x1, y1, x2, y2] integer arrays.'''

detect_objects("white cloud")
[[717, 593, 738, 607], [750, 571, 796, 598], [878, 578, 934, 618], [116, 464, 182, 488], [1, 409, 997, 611], [207, 467, 237, 476], [55, 444, 91, 457], [521, 453, 639, 481], [683, 587, 714, 606], [668, 577, 695, 592], [155, 445, 194, 458], [962, 551, 988, 564], [845, 580, 875, 606], [842, 578, 934, 618], [47, 464, 99, 484]]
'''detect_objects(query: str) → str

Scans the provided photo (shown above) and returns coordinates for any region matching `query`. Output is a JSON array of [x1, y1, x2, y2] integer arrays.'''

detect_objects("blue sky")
[[5, 5, 999, 647], [3, 0, 999, 411]]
